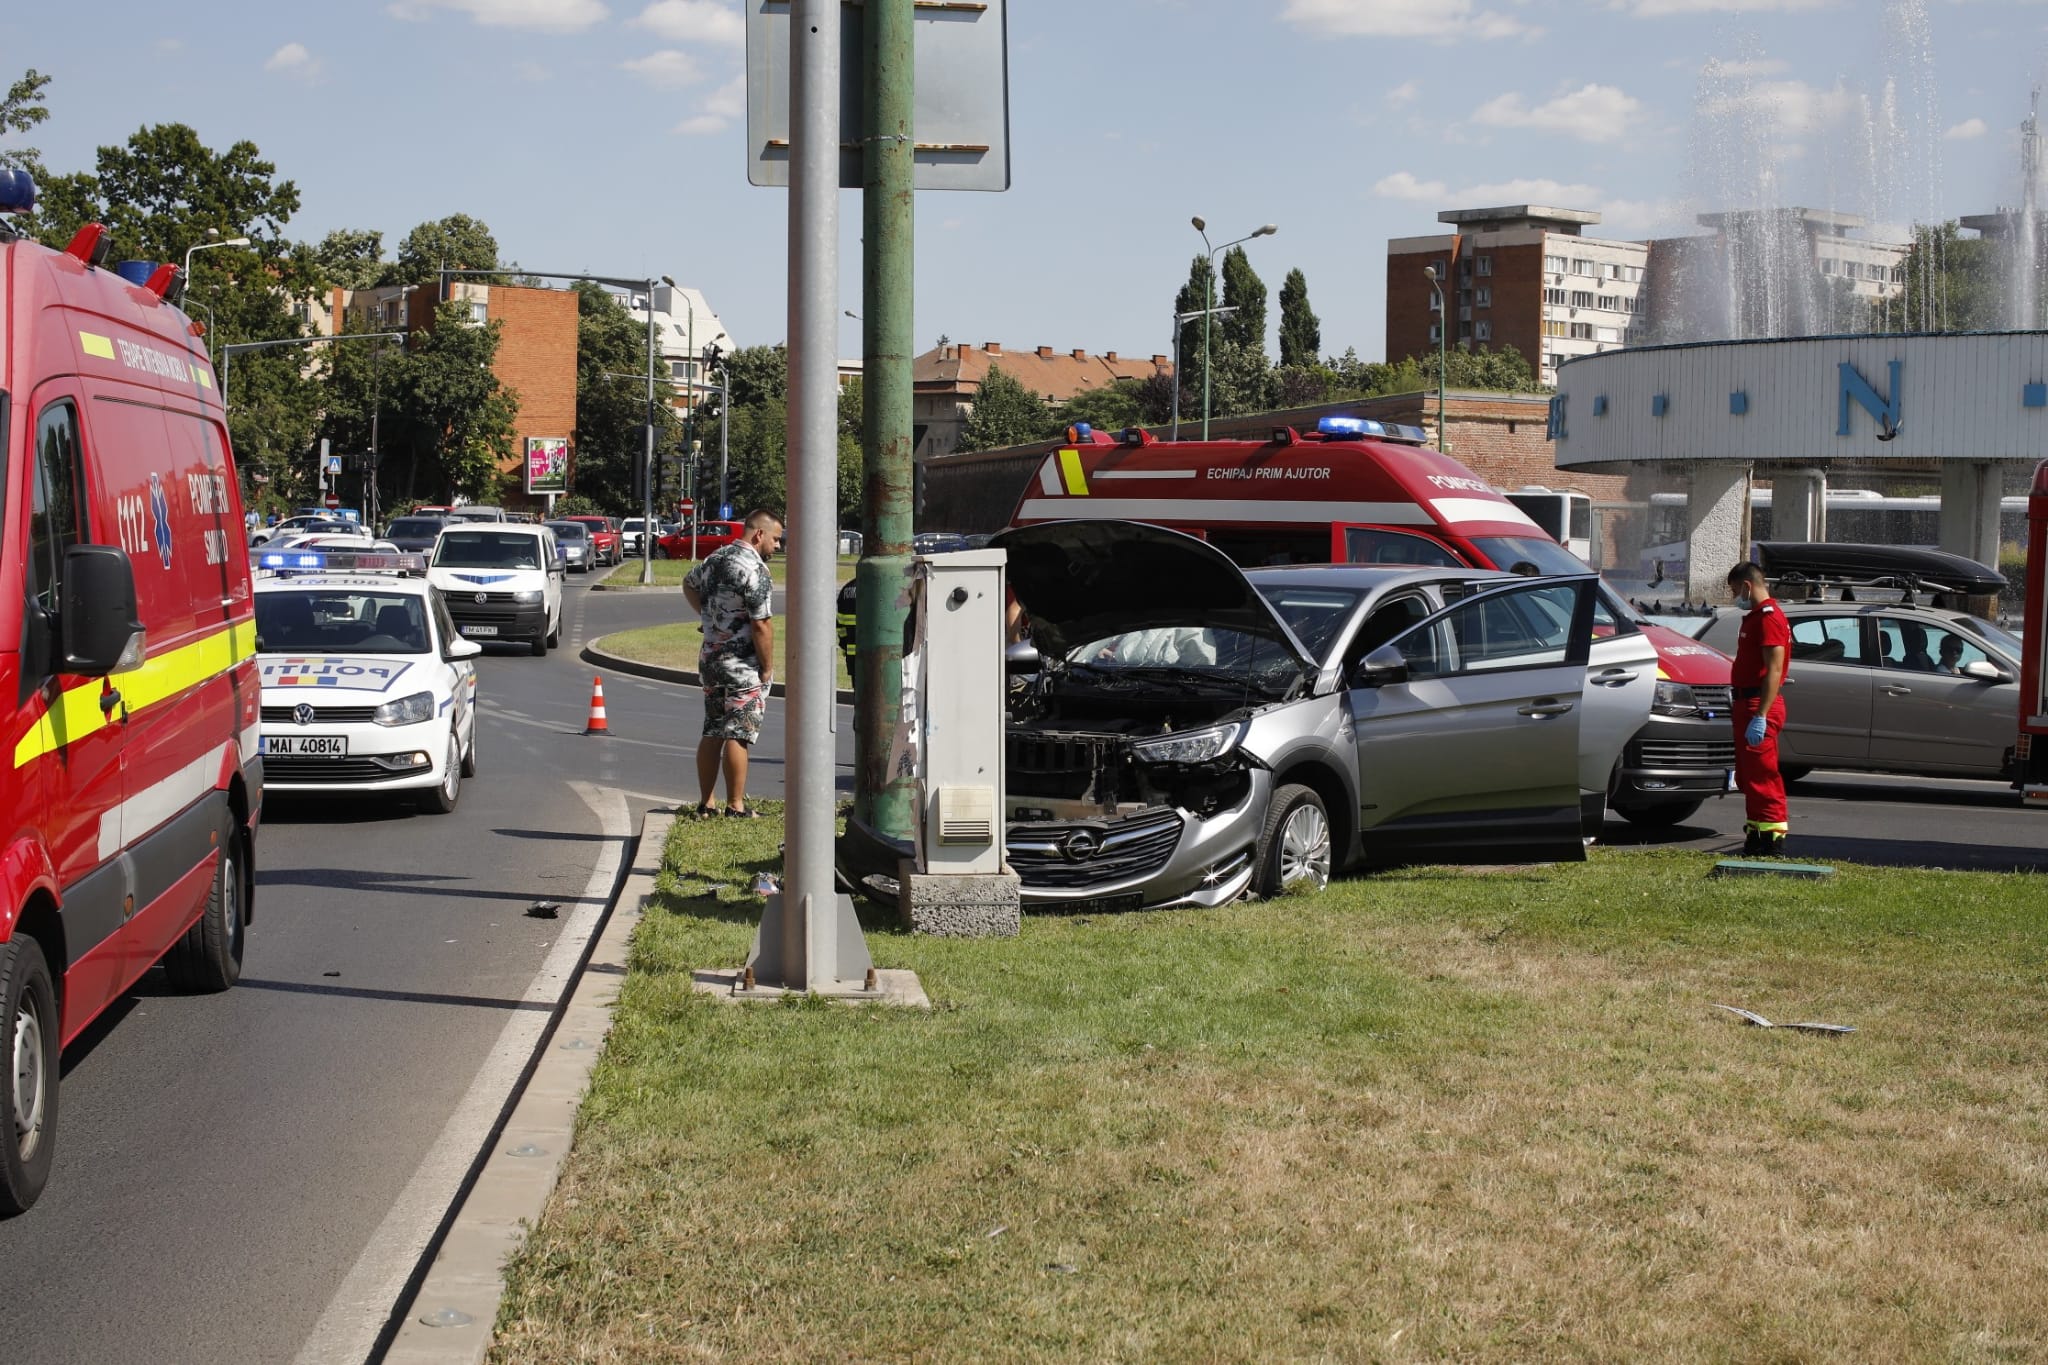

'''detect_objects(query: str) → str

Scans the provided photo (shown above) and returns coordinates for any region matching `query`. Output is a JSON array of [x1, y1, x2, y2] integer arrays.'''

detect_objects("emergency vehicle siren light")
[[1317, 416, 1386, 439], [257, 550, 425, 574], [1066, 423, 1093, 443], [0, 167, 34, 215]]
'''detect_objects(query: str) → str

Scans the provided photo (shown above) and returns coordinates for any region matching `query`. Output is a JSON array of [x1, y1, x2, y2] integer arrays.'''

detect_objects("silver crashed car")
[[995, 521, 1625, 911]]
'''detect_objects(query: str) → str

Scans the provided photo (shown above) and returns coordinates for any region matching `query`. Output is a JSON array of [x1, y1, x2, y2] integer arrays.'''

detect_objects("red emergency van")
[[1008, 419, 1739, 825], [2018, 459, 2048, 805], [1, 170, 261, 1214]]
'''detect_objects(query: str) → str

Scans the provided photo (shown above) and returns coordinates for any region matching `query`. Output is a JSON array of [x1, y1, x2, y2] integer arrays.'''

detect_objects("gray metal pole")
[[789, 0, 843, 989], [642, 277, 657, 585], [369, 347, 382, 529], [718, 362, 730, 515]]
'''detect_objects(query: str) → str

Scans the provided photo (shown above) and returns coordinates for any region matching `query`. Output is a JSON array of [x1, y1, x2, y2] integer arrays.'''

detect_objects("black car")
[[385, 515, 451, 554], [913, 531, 972, 555]]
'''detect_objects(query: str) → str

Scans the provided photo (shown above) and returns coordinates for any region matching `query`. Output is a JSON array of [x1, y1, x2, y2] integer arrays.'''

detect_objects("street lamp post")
[[1423, 265, 1448, 452], [1170, 304, 1236, 441], [182, 230, 251, 285], [1191, 216, 1276, 441]]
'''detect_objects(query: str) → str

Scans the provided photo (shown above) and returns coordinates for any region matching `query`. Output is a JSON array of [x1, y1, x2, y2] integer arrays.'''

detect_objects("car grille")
[[1009, 732, 1121, 776], [263, 705, 377, 724], [449, 591, 521, 607], [1636, 738, 1737, 769], [1690, 685, 1733, 713], [1007, 807, 1183, 890], [263, 755, 411, 783]]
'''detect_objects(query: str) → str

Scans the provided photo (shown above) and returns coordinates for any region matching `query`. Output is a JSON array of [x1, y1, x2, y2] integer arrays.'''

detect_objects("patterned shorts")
[[702, 670, 767, 745]]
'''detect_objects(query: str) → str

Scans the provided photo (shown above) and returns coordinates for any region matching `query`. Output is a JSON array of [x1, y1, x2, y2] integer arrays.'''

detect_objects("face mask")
[[1734, 592, 1756, 612]]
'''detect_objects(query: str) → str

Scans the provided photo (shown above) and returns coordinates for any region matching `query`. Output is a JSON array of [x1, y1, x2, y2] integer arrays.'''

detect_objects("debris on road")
[[1714, 1003, 1855, 1034]]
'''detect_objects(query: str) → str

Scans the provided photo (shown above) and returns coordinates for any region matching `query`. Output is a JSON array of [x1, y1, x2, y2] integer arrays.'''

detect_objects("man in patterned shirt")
[[683, 509, 784, 817]]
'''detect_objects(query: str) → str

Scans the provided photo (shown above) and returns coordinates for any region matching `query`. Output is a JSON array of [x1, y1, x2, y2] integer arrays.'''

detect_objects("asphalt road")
[[0, 570, 849, 1364]]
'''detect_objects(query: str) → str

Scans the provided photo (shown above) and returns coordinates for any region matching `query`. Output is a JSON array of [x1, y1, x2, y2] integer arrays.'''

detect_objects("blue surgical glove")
[[1744, 715, 1768, 748]]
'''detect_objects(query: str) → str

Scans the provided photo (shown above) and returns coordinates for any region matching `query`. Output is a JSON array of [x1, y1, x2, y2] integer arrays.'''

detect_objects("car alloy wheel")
[[1278, 803, 1331, 891]]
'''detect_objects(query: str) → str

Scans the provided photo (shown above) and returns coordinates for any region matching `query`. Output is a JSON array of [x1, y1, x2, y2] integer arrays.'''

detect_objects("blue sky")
[[9, 0, 2048, 366]]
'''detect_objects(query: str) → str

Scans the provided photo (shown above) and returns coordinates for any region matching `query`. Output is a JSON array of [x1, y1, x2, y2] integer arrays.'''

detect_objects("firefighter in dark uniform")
[[1726, 561, 1791, 855]]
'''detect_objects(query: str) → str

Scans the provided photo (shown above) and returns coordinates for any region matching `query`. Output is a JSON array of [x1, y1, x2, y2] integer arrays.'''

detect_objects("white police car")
[[253, 550, 482, 813]]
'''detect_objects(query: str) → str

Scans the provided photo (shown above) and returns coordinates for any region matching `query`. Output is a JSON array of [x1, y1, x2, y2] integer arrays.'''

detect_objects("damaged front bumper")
[[1004, 766, 1269, 911]]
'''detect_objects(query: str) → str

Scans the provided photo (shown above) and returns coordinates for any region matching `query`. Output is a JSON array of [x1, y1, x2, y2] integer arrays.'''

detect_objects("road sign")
[[679, 498, 696, 517], [747, 0, 1011, 191], [326, 455, 343, 475], [324, 492, 340, 509]]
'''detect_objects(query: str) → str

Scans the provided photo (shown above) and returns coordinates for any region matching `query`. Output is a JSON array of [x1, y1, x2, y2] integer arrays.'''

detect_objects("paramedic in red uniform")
[[1727, 561, 1791, 856]]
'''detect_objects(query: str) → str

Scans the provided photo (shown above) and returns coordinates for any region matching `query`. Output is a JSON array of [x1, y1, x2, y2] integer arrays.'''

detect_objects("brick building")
[[1386, 206, 1650, 390], [913, 341, 1171, 459]]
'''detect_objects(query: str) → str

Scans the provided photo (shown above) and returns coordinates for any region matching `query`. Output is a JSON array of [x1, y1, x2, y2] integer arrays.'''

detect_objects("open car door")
[[1346, 575, 1597, 866]]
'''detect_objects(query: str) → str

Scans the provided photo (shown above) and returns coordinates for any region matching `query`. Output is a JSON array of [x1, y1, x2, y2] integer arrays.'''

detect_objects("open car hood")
[[990, 519, 1316, 669]]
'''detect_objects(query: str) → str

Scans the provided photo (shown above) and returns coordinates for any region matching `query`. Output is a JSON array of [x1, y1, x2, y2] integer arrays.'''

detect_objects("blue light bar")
[[257, 550, 425, 574], [1389, 423, 1430, 443], [259, 552, 325, 570], [0, 167, 34, 215], [1317, 416, 1386, 439]]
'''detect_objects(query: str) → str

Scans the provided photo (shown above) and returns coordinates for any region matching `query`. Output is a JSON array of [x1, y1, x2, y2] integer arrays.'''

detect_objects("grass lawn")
[[593, 555, 858, 590], [597, 620, 853, 691], [491, 817, 2048, 1362]]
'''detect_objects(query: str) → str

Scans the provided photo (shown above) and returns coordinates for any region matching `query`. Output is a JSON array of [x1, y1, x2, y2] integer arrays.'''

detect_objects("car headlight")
[[512, 589, 543, 604], [1651, 681, 1698, 717], [1130, 721, 1242, 765], [373, 691, 437, 727]]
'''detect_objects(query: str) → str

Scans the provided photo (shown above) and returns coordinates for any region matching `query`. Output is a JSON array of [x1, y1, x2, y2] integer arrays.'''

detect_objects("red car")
[[656, 520, 743, 560], [561, 514, 621, 565]]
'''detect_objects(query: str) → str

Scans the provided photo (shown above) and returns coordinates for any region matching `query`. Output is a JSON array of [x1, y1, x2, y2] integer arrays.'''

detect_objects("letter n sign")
[[1838, 359, 1901, 437]]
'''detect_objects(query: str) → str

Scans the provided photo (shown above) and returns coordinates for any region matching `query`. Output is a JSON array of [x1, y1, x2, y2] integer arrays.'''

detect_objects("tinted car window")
[[1469, 535, 1589, 577], [1342, 527, 1464, 568], [1789, 616, 1865, 665], [388, 518, 444, 537], [545, 521, 589, 541]]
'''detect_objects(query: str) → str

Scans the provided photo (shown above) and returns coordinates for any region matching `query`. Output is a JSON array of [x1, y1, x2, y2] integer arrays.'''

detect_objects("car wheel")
[[163, 816, 246, 993], [0, 935, 58, 1215], [1779, 764, 1813, 784], [1255, 784, 1332, 899], [654, 546, 669, 560], [546, 613, 561, 649], [420, 732, 462, 814], [1611, 799, 1703, 828], [532, 628, 548, 658], [460, 717, 479, 778]]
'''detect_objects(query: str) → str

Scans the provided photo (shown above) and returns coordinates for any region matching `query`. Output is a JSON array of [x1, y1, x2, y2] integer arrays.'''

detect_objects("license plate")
[[1726, 768, 1738, 792], [1062, 892, 1143, 916], [270, 734, 347, 757], [462, 624, 499, 636]]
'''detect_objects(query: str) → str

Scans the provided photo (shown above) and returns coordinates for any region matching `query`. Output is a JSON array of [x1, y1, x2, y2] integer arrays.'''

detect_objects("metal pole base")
[[746, 891, 874, 992]]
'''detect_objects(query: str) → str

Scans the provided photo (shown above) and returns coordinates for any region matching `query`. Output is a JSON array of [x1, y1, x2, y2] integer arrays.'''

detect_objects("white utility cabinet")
[[913, 548, 1008, 876]]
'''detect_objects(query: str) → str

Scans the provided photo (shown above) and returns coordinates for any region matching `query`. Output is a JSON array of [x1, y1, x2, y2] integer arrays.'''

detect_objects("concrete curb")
[[583, 637, 857, 707], [380, 811, 672, 1364]]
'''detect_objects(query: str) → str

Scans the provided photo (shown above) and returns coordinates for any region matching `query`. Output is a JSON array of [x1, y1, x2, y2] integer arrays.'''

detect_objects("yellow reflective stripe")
[[1058, 448, 1089, 496], [13, 620, 256, 769], [80, 331, 116, 360], [193, 366, 214, 390]]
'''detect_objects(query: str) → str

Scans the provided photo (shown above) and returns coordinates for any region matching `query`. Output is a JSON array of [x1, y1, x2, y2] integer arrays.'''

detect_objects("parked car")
[[561, 514, 621, 565], [544, 519, 595, 572], [914, 531, 972, 555], [252, 513, 352, 546], [990, 521, 1615, 911], [1694, 596, 2022, 782], [657, 520, 744, 560], [384, 514, 452, 555], [444, 505, 509, 523]]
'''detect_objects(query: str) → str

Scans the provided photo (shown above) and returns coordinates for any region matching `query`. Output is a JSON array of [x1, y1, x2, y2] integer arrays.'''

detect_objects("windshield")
[[545, 522, 588, 540], [1469, 535, 1590, 578], [1253, 585, 1364, 661], [622, 519, 646, 533], [257, 589, 430, 655], [1955, 615, 2024, 658], [1064, 626, 1306, 695], [434, 530, 543, 569], [388, 518, 440, 536]]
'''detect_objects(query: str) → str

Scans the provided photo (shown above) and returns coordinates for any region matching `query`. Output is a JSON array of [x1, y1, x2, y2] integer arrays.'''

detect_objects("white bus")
[[1639, 489, 2027, 587], [1505, 486, 1594, 563]]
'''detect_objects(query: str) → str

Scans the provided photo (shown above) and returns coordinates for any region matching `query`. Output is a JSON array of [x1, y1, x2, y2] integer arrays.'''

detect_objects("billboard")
[[526, 436, 568, 494]]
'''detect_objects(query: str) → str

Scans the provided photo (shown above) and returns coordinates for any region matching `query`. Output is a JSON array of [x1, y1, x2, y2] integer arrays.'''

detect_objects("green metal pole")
[[854, 0, 916, 843], [1200, 260, 1214, 441]]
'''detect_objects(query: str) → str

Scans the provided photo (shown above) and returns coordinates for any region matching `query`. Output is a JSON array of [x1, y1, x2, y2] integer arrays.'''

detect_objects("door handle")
[[1518, 700, 1575, 717], [1882, 685, 1912, 696], [1591, 669, 1638, 686]]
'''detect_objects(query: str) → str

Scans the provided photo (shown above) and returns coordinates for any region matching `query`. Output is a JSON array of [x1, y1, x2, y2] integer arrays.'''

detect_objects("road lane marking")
[[291, 781, 630, 1365]]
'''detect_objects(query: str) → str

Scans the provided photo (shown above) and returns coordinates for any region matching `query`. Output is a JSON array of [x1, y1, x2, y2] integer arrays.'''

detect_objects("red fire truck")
[[2018, 459, 2048, 805]]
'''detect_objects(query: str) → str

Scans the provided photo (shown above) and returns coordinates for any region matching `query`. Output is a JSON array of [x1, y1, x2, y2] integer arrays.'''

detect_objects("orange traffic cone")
[[585, 676, 610, 735]]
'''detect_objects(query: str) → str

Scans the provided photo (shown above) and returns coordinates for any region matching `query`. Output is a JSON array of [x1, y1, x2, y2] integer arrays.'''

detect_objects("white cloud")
[[1470, 84, 1645, 143], [386, 0, 607, 32], [1282, 0, 1534, 42], [632, 0, 743, 44], [1698, 78, 1860, 136], [673, 73, 745, 135], [1384, 80, 1422, 108], [622, 49, 704, 87], [265, 42, 314, 72], [1945, 117, 1988, 141], [1614, 0, 1834, 14], [1374, 171, 1681, 234]]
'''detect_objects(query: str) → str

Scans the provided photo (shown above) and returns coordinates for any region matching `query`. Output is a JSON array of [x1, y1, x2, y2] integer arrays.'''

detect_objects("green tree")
[[1278, 268, 1320, 368], [1061, 379, 1147, 432], [723, 343, 789, 409], [1205, 339, 1273, 418], [1172, 253, 1214, 424], [724, 396, 789, 515], [397, 301, 520, 499], [956, 365, 1055, 452], [571, 282, 678, 514], [394, 213, 501, 287], [836, 376, 865, 522], [1873, 221, 2006, 333], [1219, 246, 1268, 358], [1271, 364, 1339, 408], [0, 68, 51, 178], [314, 227, 389, 290]]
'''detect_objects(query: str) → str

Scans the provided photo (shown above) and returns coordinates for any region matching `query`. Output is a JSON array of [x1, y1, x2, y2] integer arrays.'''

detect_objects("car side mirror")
[[445, 635, 483, 660], [61, 545, 147, 675], [1962, 660, 2010, 683], [1351, 644, 1409, 688], [1005, 641, 1041, 675]]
